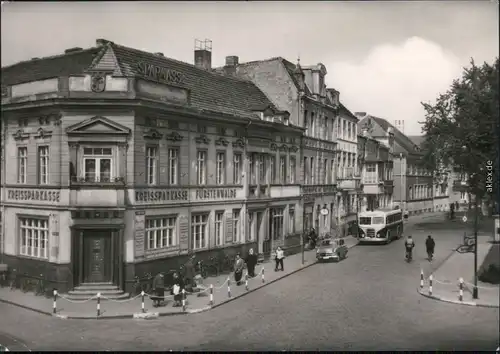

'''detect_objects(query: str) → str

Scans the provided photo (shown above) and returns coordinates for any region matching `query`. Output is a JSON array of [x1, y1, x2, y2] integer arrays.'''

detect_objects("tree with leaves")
[[420, 57, 499, 215]]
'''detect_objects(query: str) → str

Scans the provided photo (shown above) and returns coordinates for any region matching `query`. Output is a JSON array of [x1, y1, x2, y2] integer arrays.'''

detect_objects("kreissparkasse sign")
[[137, 62, 185, 85]]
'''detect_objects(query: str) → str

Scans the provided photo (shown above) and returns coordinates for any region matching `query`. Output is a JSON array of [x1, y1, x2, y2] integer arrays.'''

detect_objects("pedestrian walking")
[[426, 235, 435, 261], [234, 254, 245, 286], [245, 248, 258, 278], [275, 246, 284, 271], [183, 253, 196, 292], [151, 272, 165, 308], [171, 272, 184, 307]]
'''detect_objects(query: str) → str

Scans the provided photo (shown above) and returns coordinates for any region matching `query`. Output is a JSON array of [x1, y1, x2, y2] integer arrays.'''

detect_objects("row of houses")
[[0, 38, 464, 296]]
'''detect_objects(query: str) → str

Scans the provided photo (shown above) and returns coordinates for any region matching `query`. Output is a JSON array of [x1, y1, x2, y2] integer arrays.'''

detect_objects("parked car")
[[316, 238, 348, 262]]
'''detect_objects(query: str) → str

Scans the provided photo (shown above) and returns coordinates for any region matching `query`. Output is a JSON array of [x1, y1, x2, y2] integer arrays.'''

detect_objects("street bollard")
[[245, 273, 249, 291], [420, 269, 424, 289], [429, 274, 433, 296], [97, 292, 101, 317], [227, 278, 231, 298], [53, 289, 58, 314], [262, 267, 265, 283], [182, 289, 186, 311], [209, 284, 214, 306], [459, 277, 464, 301], [141, 290, 145, 313]]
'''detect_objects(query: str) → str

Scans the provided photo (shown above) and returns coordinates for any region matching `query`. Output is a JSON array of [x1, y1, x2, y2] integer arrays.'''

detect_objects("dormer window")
[[283, 116, 289, 126]]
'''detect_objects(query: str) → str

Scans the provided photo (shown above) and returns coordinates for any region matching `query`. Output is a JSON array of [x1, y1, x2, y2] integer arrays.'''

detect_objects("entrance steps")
[[66, 283, 129, 301]]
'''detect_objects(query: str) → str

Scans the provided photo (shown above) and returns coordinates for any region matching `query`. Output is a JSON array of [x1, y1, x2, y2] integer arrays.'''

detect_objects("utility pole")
[[473, 196, 479, 299]]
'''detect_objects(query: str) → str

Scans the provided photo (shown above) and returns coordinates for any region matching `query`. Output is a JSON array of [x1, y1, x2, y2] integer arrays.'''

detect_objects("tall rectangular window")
[[304, 157, 309, 184], [289, 206, 295, 234], [19, 217, 49, 259], [168, 148, 179, 185], [215, 212, 224, 246], [38, 146, 49, 185], [258, 155, 266, 184], [330, 160, 335, 184], [83, 147, 113, 182], [233, 153, 242, 184], [323, 158, 328, 184], [310, 157, 315, 184], [271, 208, 284, 240], [310, 112, 315, 137], [146, 146, 158, 185], [191, 214, 208, 250], [289, 156, 296, 184], [304, 110, 309, 136], [279, 156, 286, 184], [216, 152, 226, 185], [196, 150, 207, 185], [232, 209, 240, 243], [18, 147, 27, 184], [146, 217, 177, 250], [269, 156, 276, 184], [249, 154, 256, 184]]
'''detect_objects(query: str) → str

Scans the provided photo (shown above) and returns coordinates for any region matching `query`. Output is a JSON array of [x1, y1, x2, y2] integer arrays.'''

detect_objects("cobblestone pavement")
[[0, 213, 498, 351]]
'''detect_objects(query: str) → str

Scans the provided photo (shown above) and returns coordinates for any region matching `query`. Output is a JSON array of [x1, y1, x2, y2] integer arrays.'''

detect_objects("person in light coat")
[[274, 246, 285, 271]]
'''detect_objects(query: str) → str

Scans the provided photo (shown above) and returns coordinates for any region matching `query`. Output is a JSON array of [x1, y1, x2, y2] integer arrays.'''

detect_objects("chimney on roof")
[[194, 39, 212, 70], [225, 56, 239, 67], [154, 52, 164, 57], [96, 39, 111, 47], [64, 47, 83, 54], [355, 112, 366, 118]]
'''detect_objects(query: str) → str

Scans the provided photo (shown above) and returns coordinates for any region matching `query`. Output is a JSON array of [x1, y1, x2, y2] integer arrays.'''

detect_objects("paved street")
[[0, 213, 498, 351]]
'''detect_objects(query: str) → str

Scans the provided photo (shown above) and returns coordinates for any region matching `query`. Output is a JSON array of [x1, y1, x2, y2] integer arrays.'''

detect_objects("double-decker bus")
[[358, 208, 403, 244]]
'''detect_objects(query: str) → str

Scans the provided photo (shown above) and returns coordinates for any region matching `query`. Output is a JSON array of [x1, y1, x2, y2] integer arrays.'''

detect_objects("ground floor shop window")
[[146, 216, 177, 250], [192, 214, 208, 250], [232, 209, 241, 243], [271, 208, 284, 240], [19, 217, 48, 259], [288, 206, 295, 234], [215, 212, 224, 246]]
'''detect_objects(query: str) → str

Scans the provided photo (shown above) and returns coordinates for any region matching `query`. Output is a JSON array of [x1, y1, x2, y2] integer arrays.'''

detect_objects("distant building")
[[216, 57, 360, 237], [357, 128, 394, 212], [357, 114, 442, 215]]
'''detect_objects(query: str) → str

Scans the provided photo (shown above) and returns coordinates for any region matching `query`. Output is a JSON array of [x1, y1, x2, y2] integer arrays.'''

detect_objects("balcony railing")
[[338, 168, 355, 180]]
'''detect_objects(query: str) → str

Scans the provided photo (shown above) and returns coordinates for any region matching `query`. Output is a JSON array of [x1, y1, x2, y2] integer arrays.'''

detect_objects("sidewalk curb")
[[417, 287, 499, 308], [0, 244, 359, 320]]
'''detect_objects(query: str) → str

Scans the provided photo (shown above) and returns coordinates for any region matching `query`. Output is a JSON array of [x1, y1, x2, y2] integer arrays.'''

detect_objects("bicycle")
[[456, 244, 475, 254], [21, 275, 36, 293], [197, 258, 219, 278], [35, 274, 47, 296], [9, 269, 18, 290]]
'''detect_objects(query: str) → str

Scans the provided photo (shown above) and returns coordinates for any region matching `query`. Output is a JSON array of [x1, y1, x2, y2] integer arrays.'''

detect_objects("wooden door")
[[83, 232, 111, 283]]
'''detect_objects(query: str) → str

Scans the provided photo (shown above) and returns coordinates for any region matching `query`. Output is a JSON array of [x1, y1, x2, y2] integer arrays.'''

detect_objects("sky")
[[1, 1, 498, 136]]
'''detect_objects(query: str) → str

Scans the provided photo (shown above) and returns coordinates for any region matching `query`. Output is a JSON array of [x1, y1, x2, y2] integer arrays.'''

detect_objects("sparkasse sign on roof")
[[137, 61, 185, 85]]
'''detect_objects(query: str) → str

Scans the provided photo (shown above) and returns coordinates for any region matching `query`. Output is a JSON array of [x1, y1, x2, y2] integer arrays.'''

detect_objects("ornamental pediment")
[[66, 116, 131, 136]]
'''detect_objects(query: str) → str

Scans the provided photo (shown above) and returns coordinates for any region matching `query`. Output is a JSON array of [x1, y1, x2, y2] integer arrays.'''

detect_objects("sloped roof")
[[1, 47, 101, 86], [364, 115, 420, 155], [407, 135, 426, 148], [99, 43, 277, 119]]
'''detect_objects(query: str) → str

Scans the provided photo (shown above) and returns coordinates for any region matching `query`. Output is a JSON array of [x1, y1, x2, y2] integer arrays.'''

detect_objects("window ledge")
[[70, 177, 126, 189]]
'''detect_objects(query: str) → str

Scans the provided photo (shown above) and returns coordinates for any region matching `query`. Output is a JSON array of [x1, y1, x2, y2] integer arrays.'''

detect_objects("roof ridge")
[[1, 47, 99, 71], [236, 56, 284, 67], [110, 42, 261, 85]]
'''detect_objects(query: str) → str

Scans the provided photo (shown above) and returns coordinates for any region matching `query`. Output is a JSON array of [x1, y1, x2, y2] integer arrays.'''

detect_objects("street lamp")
[[462, 144, 479, 299]]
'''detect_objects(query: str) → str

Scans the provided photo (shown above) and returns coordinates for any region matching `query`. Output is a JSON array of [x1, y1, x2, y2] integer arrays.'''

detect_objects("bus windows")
[[373, 217, 384, 224], [359, 217, 371, 225]]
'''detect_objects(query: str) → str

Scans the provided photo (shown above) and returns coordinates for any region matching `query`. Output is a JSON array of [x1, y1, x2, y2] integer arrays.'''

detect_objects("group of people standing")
[[150, 246, 288, 307]]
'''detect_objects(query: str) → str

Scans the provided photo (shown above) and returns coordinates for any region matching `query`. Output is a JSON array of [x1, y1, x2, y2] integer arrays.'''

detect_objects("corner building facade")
[[0, 39, 303, 294]]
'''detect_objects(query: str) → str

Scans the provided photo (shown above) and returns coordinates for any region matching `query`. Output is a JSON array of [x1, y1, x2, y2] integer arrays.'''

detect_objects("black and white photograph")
[[0, 1, 499, 351]]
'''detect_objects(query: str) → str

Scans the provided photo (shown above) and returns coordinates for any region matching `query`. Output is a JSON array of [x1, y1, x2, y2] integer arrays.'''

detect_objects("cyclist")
[[426, 235, 435, 261], [405, 235, 415, 261]]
